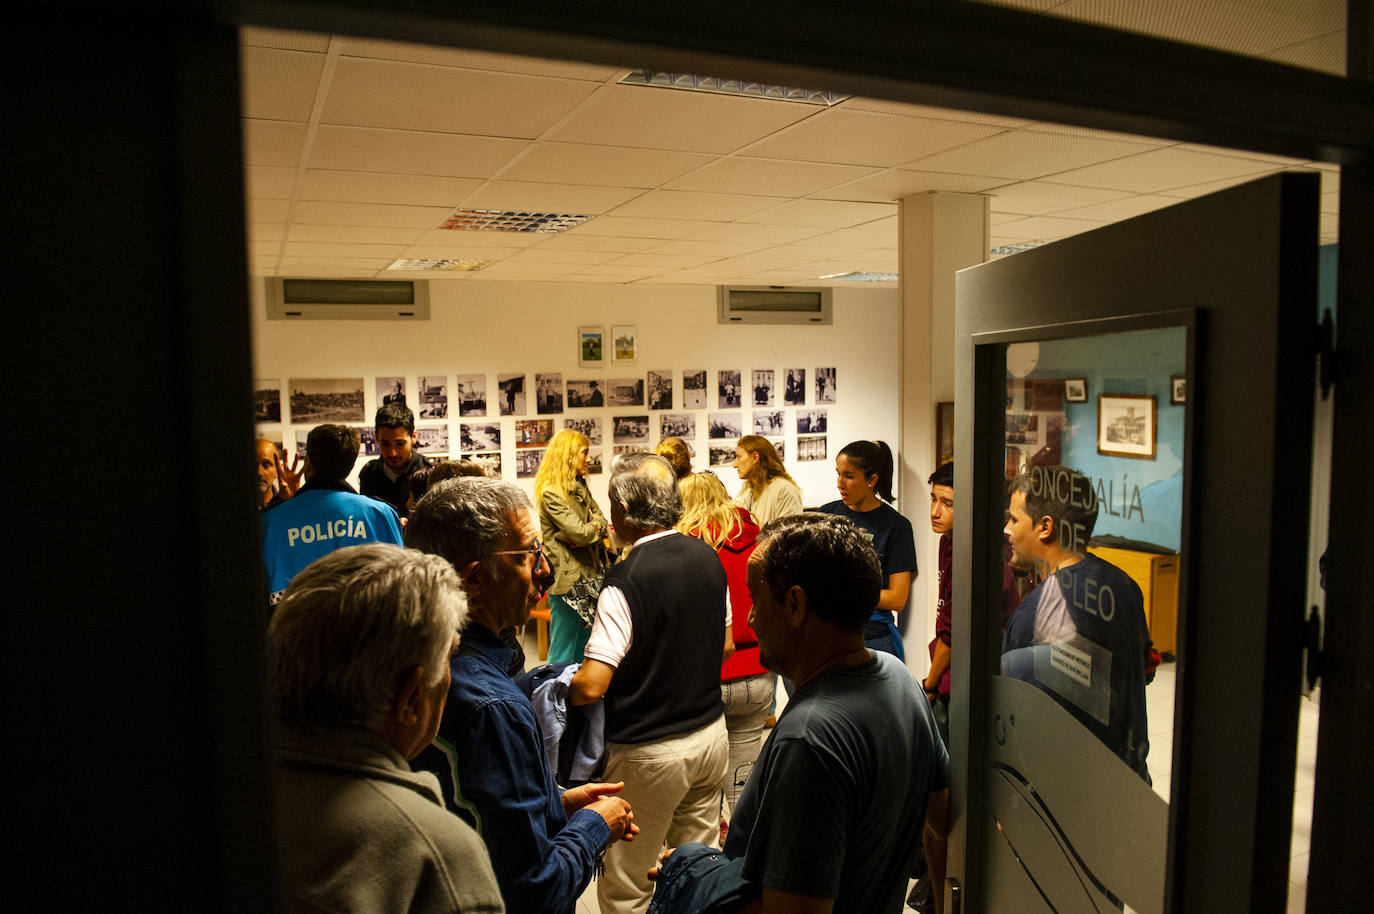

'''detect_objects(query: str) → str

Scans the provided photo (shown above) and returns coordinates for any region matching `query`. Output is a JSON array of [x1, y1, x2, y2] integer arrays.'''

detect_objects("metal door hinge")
[[1318, 308, 1336, 400], [1304, 605, 1323, 689]]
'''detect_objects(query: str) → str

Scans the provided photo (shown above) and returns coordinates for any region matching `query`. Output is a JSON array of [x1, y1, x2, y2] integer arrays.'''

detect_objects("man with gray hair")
[[569, 452, 733, 914], [268, 543, 504, 914], [407, 477, 639, 914]]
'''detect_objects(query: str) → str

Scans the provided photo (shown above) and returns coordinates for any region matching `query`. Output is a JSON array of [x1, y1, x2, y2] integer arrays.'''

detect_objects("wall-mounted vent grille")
[[621, 70, 847, 106], [265, 278, 430, 320], [387, 259, 493, 271], [718, 285, 833, 324], [439, 209, 590, 233]]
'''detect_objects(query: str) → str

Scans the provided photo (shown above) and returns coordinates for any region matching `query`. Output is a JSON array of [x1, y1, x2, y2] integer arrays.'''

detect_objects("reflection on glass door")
[[984, 326, 1184, 914]]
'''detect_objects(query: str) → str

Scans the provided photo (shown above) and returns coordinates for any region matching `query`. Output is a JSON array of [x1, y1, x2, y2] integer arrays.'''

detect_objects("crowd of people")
[[255, 402, 1152, 914]]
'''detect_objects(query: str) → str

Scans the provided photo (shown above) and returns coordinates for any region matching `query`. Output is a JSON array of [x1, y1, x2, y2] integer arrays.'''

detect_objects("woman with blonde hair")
[[534, 429, 609, 663], [653, 436, 693, 479], [677, 472, 768, 821], [732, 434, 803, 526]]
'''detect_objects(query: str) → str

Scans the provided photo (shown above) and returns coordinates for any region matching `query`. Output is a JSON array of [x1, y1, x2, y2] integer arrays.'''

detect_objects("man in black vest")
[[571, 452, 733, 914]]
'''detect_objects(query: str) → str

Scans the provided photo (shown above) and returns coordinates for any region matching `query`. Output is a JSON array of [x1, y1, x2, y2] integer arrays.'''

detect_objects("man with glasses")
[[406, 477, 639, 914]]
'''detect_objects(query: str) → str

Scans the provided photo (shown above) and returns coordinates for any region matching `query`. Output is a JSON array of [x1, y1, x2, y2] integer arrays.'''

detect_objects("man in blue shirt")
[[260, 424, 403, 605], [406, 477, 638, 914]]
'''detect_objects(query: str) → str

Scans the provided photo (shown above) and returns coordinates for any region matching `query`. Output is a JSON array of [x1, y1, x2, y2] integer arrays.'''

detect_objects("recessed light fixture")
[[387, 259, 493, 271], [818, 271, 898, 282], [990, 241, 1049, 255], [621, 70, 847, 106], [439, 209, 590, 233]]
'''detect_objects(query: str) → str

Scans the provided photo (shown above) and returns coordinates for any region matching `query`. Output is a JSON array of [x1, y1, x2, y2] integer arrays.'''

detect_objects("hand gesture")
[[274, 449, 304, 498]]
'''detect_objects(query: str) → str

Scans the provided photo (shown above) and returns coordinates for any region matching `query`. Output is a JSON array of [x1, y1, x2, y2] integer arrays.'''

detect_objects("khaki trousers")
[[597, 715, 729, 914]]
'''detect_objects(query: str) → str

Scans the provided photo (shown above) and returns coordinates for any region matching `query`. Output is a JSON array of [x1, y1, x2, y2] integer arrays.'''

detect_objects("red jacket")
[[714, 507, 764, 681]]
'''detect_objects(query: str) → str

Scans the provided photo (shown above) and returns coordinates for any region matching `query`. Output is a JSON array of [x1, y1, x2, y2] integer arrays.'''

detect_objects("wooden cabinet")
[[1087, 545, 1179, 655]]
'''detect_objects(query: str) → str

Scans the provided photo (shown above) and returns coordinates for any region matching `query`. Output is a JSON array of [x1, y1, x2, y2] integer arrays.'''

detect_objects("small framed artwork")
[[578, 327, 605, 368], [1064, 378, 1088, 403], [1170, 374, 1186, 405], [1097, 394, 1157, 459], [612, 325, 638, 366], [935, 401, 954, 468]]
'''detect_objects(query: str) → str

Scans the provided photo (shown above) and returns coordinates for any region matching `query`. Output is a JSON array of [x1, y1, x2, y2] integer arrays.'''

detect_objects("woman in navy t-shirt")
[[818, 440, 917, 659]]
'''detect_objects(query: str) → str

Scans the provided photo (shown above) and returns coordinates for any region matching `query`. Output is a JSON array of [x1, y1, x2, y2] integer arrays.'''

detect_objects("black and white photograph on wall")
[[1170, 374, 1186, 405], [498, 373, 526, 416], [1065, 377, 1088, 403], [718, 370, 742, 408], [586, 447, 604, 475], [289, 378, 365, 424], [815, 367, 837, 404], [516, 449, 544, 479], [797, 409, 827, 434], [648, 370, 673, 410], [566, 379, 605, 408], [456, 374, 487, 417], [355, 426, 379, 457], [1006, 413, 1038, 445], [515, 418, 554, 448], [769, 438, 785, 462], [1097, 393, 1156, 459], [683, 369, 707, 409], [606, 377, 645, 407], [612, 415, 650, 444], [783, 369, 806, 406], [797, 435, 828, 462], [563, 416, 603, 445], [257, 429, 284, 449], [612, 325, 638, 366], [462, 452, 502, 478], [254, 379, 282, 422], [613, 445, 647, 457], [709, 444, 734, 468], [752, 370, 775, 407], [416, 426, 449, 455], [660, 413, 696, 439], [709, 412, 743, 439], [377, 377, 406, 408], [460, 423, 501, 452], [753, 410, 784, 436], [294, 430, 310, 458], [535, 373, 564, 415], [417, 376, 448, 419]]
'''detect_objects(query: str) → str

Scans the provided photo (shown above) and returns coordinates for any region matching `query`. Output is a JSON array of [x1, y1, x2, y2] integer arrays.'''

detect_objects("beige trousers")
[[596, 715, 729, 914]]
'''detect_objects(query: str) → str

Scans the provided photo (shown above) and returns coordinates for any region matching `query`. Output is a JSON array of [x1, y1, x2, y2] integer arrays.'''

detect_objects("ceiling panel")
[[609, 189, 779, 222], [462, 180, 644, 214], [663, 157, 879, 197], [533, 234, 662, 253], [288, 224, 423, 244], [398, 244, 520, 260], [844, 97, 1030, 127], [245, 165, 298, 199], [1053, 194, 1181, 221], [984, 181, 1132, 215], [642, 239, 771, 258], [334, 38, 625, 81], [409, 229, 550, 248], [904, 129, 1159, 178], [742, 109, 1006, 167], [500, 142, 714, 188], [991, 214, 1103, 240], [240, 47, 325, 122], [242, 119, 309, 168], [687, 223, 829, 245], [307, 125, 528, 177], [250, 223, 285, 242], [739, 199, 896, 227], [811, 169, 1009, 202], [569, 215, 725, 239], [502, 248, 620, 265], [246, 198, 290, 222], [293, 200, 453, 228], [282, 241, 406, 258], [545, 85, 817, 153], [296, 170, 483, 206], [1043, 147, 1278, 192], [241, 27, 330, 52]]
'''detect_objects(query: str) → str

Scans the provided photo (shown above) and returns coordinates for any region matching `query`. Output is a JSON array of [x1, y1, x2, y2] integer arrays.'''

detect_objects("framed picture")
[[935, 401, 954, 468], [1170, 374, 1186, 405], [578, 326, 605, 368], [611, 325, 638, 366], [1097, 393, 1157, 459], [1064, 378, 1088, 403]]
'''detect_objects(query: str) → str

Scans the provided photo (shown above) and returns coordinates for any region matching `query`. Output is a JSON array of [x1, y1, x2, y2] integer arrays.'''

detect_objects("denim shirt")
[[412, 625, 610, 914]]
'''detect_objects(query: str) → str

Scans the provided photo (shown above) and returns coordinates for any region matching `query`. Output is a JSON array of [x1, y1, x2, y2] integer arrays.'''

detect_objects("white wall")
[[250, 278, 901, 516]]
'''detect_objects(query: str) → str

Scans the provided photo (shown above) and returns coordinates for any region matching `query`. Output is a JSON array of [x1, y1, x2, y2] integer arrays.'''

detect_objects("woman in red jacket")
[[677, 471, 770, 820]]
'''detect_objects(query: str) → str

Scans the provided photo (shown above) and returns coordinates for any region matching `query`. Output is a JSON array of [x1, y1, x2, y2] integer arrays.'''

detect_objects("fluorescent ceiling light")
[[818, 271, 898, 282], [990, 241, 1049, 255], [439, 209, 591, 233], [621, 70, 847, 106], [387, 259, 493, 271]]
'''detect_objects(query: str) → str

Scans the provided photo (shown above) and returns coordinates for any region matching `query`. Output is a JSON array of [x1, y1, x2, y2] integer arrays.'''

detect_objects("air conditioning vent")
[[265, 278, 431, 320], [717, 285, 833, 325]]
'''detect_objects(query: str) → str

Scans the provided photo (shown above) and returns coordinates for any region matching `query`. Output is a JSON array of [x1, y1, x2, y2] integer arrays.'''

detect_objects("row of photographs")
[[252, 368, 839, 424], [483, 435, 830, 480]]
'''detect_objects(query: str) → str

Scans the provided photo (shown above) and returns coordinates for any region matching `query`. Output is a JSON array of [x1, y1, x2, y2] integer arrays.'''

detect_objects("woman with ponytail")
[[819, 440, 917, 659]]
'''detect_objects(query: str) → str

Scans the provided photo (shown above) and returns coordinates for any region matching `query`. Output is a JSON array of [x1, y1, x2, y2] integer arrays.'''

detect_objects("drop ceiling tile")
[[843, 97, 1029, 127], [288, 224, 422, 244], [606, 252, 715, 270], [799, 222, 898, 248], [743, 268, 826, 283], [708, 256, 818, 274], [410, 229, 550, 247], [240, 47, 325, 122], [1048, 0, 1341, 57], [250, 240, 282, 257], [1025, 121, 1172, 146], [686, 223, 827, 245], [990, 215, 1102, 241], [743, 109, 1005, 167], [294, 200, 453, 228], [283, 241, 407, 258], [664, 158, 879, 197], [641, 239, 770, 258], [322, 58, 600, 138], [990, 211, 1029, 226], [1054, 194, 1180, 221], [1319, 212, 1339, 235], [399, 245, 520, 260], [308, 125, 527, 178], [1262, 30, 1346, 76], [249, 223, 285, 242], [545, 85, 816, 154], [296, 170, 484, 206], [609, 190, 779, 222], [477, 264, 576, 279], [534, 234, 662, 254], [1154, 172, 1280, 199], [463, 180, 643, 214], [278, 256, 396, 270], [739, 199, 896, 228], [242, 119, 308, 168], [240, 27, 331, 53], [749, 243, 870, 261], [984, 181, 1132, 215], [334, 37, 625, 81], [473, 259, 569, 275], [501, 142, 713, 188], [503, 249, 619, 265], [811, 169, 1008, 202], [1045, 147, 1277, 193], [1321, 190, 1339, 214], [245, 166, 298, 199], [568, 215, 723, 239], [247, 198, 289, 222], [904, 129, 1158, 179], [570, 264, 663, 278], [643, 271, 723, 285], [1174, 143, 1308, 165]]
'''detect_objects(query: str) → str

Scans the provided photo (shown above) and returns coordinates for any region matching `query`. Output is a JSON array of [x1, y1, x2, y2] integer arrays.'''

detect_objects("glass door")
[[950, 173, 1319, 913]]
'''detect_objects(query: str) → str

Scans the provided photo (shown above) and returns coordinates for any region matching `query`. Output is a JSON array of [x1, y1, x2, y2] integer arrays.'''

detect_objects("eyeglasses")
[[488, 541, 546, 567]]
